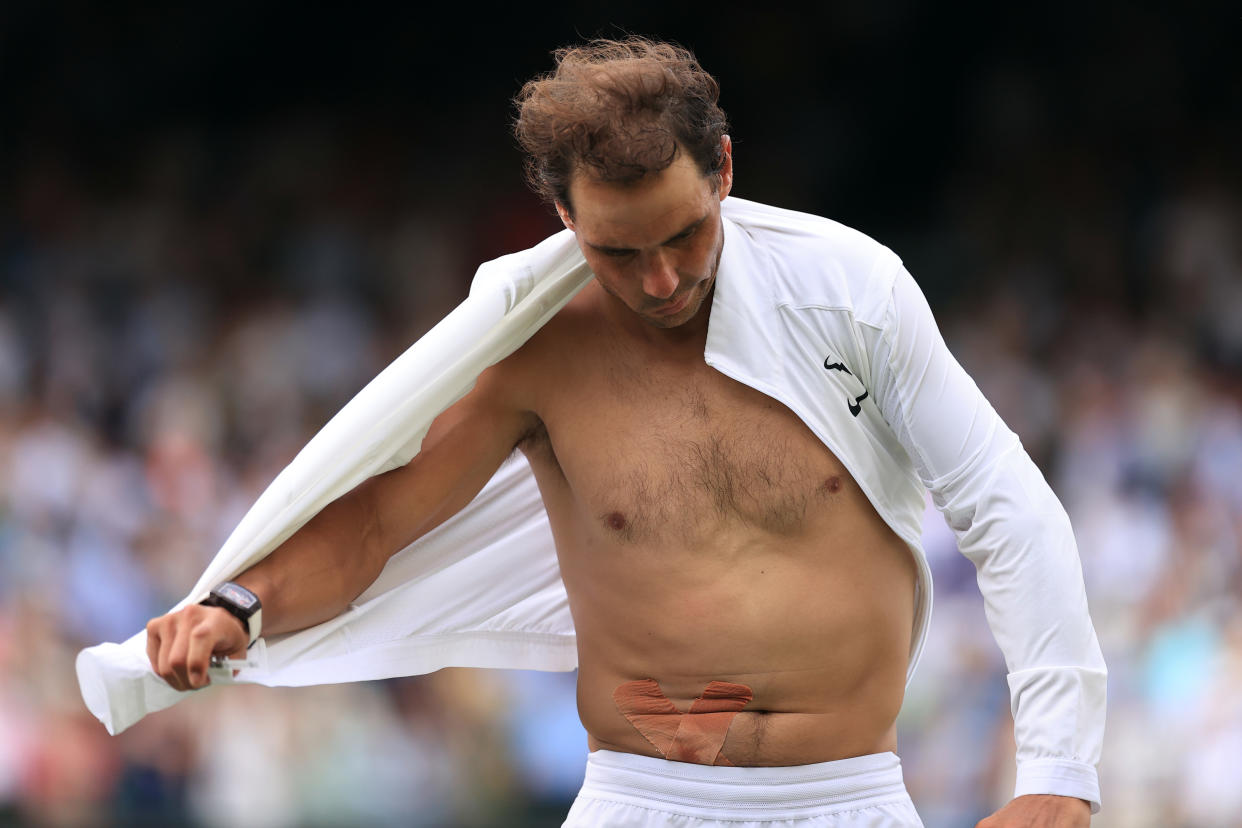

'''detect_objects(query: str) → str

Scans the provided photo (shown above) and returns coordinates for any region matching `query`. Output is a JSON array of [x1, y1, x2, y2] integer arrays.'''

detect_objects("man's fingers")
[[153, 618, 179, 689], [163, 623, 192, 692], [147, 606, 250, 691], [184, 623, 216, 690]]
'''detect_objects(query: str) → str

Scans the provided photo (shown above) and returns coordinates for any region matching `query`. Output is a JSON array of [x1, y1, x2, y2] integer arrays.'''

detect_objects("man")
[[144, 38, 1105, 826]]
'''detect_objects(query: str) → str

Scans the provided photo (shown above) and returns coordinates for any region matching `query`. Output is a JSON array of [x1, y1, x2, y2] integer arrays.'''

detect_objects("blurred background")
[[1, 1, 1239, 826]]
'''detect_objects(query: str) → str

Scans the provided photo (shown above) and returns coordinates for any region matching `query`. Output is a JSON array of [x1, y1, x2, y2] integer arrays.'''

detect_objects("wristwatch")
[[200, 582, 263, 647]]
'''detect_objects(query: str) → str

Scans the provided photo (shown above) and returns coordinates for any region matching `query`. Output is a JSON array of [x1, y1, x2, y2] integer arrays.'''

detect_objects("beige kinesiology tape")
[[613, 678, 754, 766]]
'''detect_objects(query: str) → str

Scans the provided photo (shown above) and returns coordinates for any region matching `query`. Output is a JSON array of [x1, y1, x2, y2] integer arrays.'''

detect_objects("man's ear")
[[717, 135, 734, 201], [554, 201, 575, 231]]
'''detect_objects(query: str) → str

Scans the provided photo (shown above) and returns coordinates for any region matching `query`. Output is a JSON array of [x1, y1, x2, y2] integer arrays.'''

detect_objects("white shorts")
[[563, 749, 924, 827]]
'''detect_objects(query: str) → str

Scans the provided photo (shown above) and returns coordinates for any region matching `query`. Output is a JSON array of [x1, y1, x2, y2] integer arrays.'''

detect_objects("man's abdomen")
[[521, 358, 920, 768], [563, 529, 917, 767]]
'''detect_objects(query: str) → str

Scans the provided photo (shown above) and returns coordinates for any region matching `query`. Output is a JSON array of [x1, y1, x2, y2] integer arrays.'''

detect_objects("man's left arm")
[[864, 262, 1107, 821]]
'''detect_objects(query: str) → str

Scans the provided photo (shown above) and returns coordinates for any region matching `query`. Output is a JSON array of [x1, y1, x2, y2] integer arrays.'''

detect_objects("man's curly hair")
[[513, 37, 730, 215]]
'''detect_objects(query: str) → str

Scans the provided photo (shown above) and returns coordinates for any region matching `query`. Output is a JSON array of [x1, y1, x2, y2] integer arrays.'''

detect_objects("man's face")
[[557, 139, 733, 330]]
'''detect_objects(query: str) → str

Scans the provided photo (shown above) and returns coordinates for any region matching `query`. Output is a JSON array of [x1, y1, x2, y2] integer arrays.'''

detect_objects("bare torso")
[[506, 281, 917, 767]]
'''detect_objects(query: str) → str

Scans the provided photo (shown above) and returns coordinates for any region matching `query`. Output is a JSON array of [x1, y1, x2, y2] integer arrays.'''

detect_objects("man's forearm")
[[231, 478, 389, 637]]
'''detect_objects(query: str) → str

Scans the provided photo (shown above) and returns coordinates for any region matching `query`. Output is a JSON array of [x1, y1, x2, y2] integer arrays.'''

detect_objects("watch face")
[[216, 582, 258, 610]]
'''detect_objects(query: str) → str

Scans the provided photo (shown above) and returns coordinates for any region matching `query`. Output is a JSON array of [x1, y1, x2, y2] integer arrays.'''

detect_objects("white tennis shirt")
[[78, 196, 1106, 810]]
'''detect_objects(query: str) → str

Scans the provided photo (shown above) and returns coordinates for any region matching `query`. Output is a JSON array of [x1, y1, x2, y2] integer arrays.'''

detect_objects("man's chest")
[[528, 352, 848, 543]]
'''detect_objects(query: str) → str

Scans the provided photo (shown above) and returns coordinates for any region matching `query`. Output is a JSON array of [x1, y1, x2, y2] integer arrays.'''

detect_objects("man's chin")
[[640, 314, 685, 329]]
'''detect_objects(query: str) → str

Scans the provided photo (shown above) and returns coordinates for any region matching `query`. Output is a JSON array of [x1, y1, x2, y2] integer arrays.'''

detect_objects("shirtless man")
[[145, 38, 1104, 827]]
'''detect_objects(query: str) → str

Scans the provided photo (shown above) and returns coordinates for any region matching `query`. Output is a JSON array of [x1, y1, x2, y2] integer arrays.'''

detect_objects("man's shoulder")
[[720, 197, 902, 321], [494, 281, 601, 368], [722, 197, 891, 255]]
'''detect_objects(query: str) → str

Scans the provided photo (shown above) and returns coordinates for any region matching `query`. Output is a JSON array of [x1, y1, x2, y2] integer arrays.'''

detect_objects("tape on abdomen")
[[613, 678, 754, 766]]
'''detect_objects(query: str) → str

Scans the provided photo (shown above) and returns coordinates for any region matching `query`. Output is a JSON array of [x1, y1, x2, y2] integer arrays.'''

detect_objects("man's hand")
[[146, 604, 249, 691], [976, 794, 1091, 827]]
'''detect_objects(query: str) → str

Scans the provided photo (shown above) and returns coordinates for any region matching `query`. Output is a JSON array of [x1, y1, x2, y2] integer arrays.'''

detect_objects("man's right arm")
[[866, 261, 1106, 812], [145, 360, 539, 691]]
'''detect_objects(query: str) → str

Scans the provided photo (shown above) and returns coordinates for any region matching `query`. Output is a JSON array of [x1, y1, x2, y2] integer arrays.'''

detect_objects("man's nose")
[[641, 252, 679, 299]]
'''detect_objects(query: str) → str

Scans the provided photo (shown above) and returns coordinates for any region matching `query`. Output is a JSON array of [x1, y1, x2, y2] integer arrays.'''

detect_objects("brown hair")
[[513, 37, 730, 214]]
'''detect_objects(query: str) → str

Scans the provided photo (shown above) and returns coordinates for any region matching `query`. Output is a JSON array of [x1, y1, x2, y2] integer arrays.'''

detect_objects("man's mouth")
[[650, 291, 692, 316]]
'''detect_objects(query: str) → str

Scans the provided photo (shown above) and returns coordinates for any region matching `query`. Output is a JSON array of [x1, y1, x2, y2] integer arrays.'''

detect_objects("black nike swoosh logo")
[[848, 391, 868, 417], [823, 357, 853, 375]]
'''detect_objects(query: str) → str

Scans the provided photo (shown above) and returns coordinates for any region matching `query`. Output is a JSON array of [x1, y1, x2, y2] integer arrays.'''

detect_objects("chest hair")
[[532, 370, 842, 544]]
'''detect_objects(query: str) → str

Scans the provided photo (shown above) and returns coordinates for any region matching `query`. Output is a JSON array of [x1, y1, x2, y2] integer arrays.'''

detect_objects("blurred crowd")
[[2, 6, 1240, 827], [902, 184, 1242, 826], [2, 131, 1239, 827]]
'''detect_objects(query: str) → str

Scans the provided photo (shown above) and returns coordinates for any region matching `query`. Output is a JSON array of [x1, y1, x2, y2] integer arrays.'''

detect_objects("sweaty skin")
[[515, 293, 916, 766], [499, 146, 919, 767]]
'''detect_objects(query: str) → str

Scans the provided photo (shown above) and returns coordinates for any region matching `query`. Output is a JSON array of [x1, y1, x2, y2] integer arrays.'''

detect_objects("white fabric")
[[76, 226, 593, 735], [703, 200, 1105, 810], [563, 749, 923, 827], [76, 196, 1105, 811]]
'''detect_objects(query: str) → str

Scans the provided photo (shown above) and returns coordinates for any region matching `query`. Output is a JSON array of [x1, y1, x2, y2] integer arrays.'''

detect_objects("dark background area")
[[5, 2, 1238, 297]]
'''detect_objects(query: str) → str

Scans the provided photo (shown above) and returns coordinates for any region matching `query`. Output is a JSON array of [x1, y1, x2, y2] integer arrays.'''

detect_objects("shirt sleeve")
[[866, 263, 1108, 813]]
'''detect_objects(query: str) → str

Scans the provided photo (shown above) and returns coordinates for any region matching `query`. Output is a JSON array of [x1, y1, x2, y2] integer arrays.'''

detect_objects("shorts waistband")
[[581, 750, 909, 814]]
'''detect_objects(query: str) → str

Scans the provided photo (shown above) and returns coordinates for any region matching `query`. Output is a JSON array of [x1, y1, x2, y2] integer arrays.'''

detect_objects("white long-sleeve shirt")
[[708, 199, 1106, 809], [78, 196, 1106, 810]]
